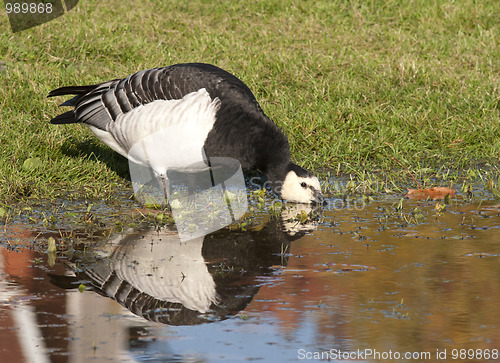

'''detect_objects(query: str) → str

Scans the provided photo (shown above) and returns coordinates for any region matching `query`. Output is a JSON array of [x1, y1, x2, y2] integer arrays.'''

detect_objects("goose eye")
[[300, 182, 307, 188]]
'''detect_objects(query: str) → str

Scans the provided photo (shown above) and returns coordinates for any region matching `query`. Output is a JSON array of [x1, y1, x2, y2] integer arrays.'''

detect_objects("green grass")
[[0, 0, 498, 202]]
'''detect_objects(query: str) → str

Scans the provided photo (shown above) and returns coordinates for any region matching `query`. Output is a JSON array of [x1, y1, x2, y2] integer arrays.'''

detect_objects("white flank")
[[86, 88, 221, 173]]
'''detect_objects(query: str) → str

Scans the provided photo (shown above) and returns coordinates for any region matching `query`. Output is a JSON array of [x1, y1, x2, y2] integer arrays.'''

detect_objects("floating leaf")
[[239, 222, 247, 231], [47, 236, 57, 253], [435, 202, 447, 212], [296, 210, 309, 223], [253, 189, 266, 197], [22, 157, 43, 170], [405, 187, 456, 200], [396, 197, 404, 211], [224, 190, 236, 204], [47, 237, 57, 266], [170, 199, 182, 209]]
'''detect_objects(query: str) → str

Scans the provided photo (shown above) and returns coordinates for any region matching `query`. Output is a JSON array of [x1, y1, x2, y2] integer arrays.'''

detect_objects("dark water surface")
[[1, 189, 500, 362]]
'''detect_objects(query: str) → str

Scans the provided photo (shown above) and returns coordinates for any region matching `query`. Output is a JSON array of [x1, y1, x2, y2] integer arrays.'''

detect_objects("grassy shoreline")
[[0, 0, 498, 204]]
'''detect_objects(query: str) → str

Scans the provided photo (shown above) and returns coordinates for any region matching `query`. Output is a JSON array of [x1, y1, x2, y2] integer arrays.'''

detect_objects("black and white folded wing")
[[103, 88, 220, 173]]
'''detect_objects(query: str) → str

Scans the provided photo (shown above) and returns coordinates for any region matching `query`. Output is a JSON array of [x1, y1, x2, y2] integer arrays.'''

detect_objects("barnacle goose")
[[48, 63, 324, 204]]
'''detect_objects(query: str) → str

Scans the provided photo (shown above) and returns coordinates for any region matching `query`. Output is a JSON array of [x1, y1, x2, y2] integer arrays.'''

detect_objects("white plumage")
[[87, 88, 220, 176]]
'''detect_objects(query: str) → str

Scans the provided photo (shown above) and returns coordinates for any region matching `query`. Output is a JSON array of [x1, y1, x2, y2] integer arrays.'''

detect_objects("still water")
[[1, 188, 500, 362]]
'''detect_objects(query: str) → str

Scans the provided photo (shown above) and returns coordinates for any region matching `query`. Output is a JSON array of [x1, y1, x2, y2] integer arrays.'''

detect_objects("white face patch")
[[280, 170, 323, 204]]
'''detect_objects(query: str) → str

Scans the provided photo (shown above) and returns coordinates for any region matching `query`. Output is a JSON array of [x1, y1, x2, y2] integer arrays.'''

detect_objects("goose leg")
[[156, 173, 170, 204]]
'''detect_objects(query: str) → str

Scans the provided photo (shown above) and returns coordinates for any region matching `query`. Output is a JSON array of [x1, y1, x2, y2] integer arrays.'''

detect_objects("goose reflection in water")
[[49, 203, 321, 326]]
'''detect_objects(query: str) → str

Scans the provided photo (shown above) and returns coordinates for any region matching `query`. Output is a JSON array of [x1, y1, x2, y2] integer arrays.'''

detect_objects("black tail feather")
[[48, 84, 100, 109], [50, 110, 77, 124], [47, 84, 100, 98]]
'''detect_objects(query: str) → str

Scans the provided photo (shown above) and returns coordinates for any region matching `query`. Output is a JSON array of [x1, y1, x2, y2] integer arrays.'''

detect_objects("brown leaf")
[[405, 187, 456, 200]]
